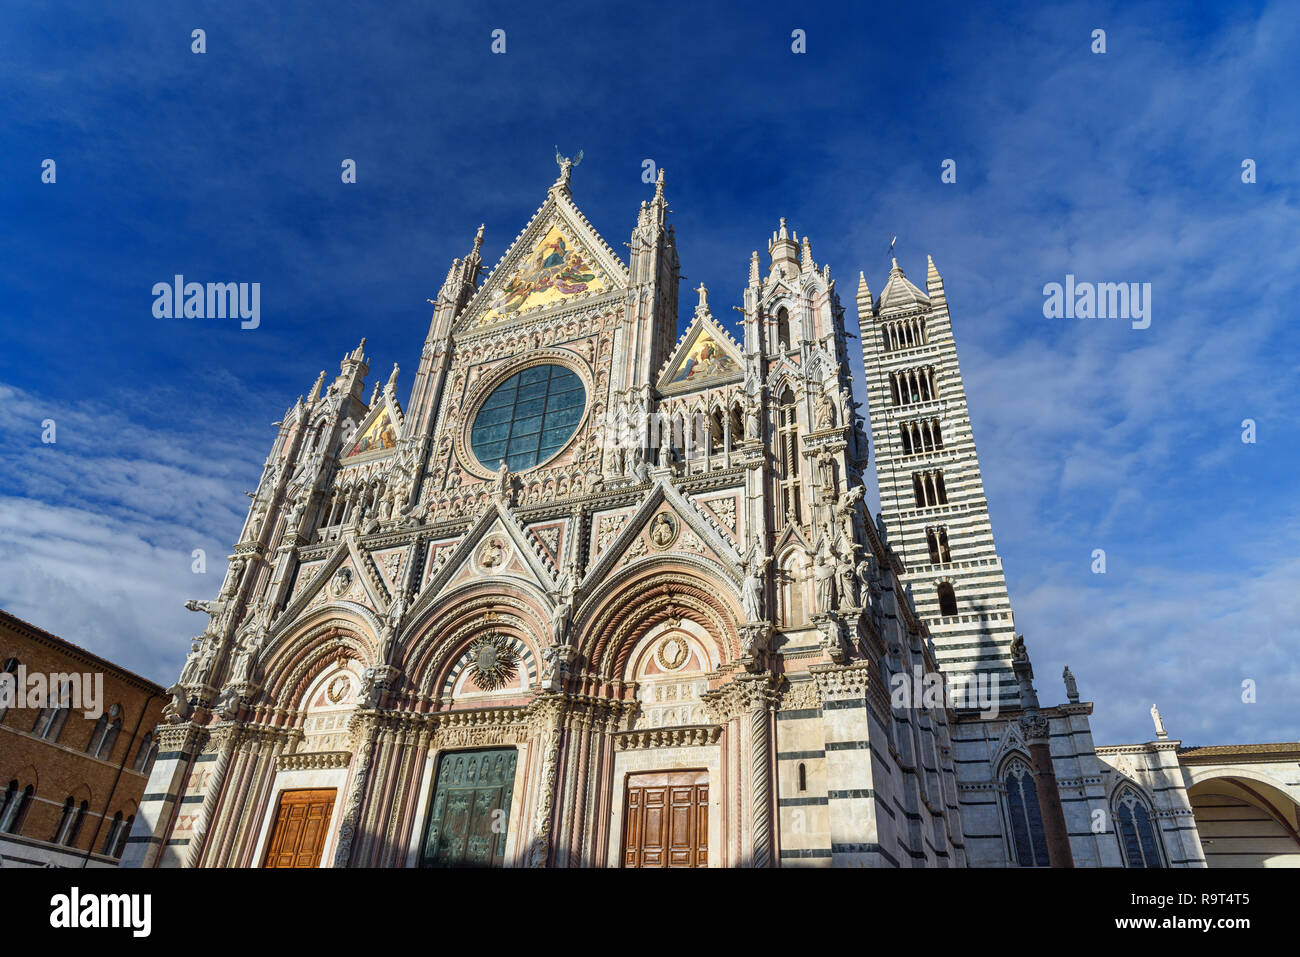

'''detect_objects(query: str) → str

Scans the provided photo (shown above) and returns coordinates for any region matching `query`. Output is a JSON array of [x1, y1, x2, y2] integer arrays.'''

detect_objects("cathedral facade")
[[122, 164, 1272, 869]]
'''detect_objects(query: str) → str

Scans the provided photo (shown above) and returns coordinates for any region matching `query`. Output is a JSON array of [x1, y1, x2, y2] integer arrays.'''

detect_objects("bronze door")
[[421, 749, 518, 868], [263, 788, 336, 868], [622, 770, 708, 868]]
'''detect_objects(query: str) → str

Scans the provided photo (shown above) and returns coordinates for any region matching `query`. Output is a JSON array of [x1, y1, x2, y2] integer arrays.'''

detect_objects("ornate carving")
[[612, 725, 722, 750], [647, 512, 679, 550], [654, 634, 690, 671], [466, 634, 519, 691], [277, 750, 351, 772]]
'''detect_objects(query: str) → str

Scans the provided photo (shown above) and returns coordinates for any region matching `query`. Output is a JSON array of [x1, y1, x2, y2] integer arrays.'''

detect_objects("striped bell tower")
[[858, 255, 1020, 709]]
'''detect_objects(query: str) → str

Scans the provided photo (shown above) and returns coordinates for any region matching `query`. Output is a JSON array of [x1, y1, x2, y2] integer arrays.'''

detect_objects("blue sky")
[[1, 0, 1296, 746]]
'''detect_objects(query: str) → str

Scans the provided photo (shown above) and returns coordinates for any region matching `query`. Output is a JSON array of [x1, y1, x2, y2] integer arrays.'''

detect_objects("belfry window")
[[926, 526, 951, 564], [937, 582, 958, 616], [911, 470, 948, 507], [1114, 788, 1164, 868], [1002, 758, 1050, 867], [776, 307, 792, 351]]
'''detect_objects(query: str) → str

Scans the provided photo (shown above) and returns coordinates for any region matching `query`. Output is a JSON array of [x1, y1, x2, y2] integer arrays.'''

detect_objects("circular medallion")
[[647, 513, 680, 550], [655, 635, 689, 671], [326, 674, 351, 704], [479, 536, 508, 569], [329, 566, 354, 598]]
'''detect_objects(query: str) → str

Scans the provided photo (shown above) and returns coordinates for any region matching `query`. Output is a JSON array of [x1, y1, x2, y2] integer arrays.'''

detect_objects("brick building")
[[0, 610, 165, 868]]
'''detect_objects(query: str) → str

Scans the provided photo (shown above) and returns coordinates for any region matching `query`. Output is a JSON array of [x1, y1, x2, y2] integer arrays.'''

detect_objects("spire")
[[876, 258, 930, 314], [351, 338, 366, 362], [653, 167, 666, 204], [385, 362, 399, 395], [800, 233, 814, 272], [749, 250, 760, 284], [856, 271, 874, 316], [308, 369, 326, 402], [926, 253, 946, 300], [768, 218, 800, 277]]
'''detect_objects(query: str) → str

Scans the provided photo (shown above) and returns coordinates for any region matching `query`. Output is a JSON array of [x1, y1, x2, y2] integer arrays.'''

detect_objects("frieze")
[[277, 750, 352, 772], [613, 724, 722, 751]]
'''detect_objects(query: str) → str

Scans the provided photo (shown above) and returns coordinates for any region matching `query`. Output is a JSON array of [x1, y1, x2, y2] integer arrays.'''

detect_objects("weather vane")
[[554, 145, 583, 188]]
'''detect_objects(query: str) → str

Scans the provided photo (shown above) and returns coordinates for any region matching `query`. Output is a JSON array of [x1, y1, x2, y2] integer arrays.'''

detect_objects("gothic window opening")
[[710, 408, 726, 453], [0, 657, 16, 722], [32, 681, 72, 742], [778, 388, 801, 525], [53, 796, 88, 846], [1114, 788, 1164, 868], [777, 307, 791, 351], [102, 812, 124, 856], [1, 782, 32, 834], [88, 704, 122, 759], [132, 731, 158, 775], [912, 470, 948, 507], [798, 764, 807, 792], [1002, 758, 1050, 867], [937, 582, 958, 616], [925, 526, 950, 564]]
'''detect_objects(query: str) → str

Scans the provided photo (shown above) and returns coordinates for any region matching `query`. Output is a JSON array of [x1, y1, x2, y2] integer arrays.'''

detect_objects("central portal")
[[421, 748, 518, 868], [621, 770, 708, 868]]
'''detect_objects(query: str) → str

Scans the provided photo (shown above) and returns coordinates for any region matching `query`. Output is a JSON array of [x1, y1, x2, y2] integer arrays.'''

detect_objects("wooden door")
[[421, 749, 518, 868], [622, 770, 708, 868], [263, 788, 336, 868]]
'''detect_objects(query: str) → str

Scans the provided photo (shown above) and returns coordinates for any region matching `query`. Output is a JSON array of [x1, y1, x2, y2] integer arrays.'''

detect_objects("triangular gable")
[[456, 191, 628, 333], [657, 314, 744, 393], [342, 395, 402, 461], [581, 478, 744, 591], [271, 536, 391, 638], [410, 500, 561, 620]]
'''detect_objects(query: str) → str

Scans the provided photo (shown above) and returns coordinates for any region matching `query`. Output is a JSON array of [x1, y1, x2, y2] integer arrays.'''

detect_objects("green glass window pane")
[[472, 422, 511, 444], [517, 381, 549, 403], [480, 384, 517, 409], [512, 414, 543, 437], [475, 404, 514, 426], [544, 405, 583, 429]]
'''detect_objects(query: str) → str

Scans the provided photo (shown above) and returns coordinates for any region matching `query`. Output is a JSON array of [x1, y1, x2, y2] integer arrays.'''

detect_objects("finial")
[[654, 167, 666, 201], [472, 224, 485, 254], [386, 362, 399, 392]]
